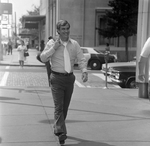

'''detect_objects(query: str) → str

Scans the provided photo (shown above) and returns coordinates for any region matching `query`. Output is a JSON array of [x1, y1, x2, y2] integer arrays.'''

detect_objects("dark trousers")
[[50, 73, 75, 135], [8, 46, 12, 55]]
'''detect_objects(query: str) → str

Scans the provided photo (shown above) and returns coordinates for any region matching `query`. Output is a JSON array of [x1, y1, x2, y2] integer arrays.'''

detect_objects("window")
[[82, 49, 88, 54]]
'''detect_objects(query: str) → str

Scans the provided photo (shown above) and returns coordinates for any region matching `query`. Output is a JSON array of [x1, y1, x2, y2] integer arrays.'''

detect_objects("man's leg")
[[50, 74, 67, 135], [50, 74, 75, 144], [63, 74, 75, 120]]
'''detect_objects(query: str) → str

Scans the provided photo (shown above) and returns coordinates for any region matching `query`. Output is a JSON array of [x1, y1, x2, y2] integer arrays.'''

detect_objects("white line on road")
[[92, 73, 112, 82], [6, 66, 10, 69], [0, 66, 10, 86], [92, 73, 120, 88], [75, 80, 85, 88]]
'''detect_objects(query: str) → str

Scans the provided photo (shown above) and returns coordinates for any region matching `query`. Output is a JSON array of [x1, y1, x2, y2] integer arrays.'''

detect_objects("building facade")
[[40, 0, 114, 47], [39, 0, 136, 50]]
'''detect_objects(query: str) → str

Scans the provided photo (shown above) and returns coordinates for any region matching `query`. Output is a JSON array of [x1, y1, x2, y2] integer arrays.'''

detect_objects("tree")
[[27, 5, 40, 15], [19, 5, 40, 22], [99, 0, 138, 61], [19, 5, 40, 47]]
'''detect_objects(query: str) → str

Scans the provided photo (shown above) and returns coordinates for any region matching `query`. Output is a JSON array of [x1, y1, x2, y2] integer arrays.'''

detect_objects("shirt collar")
[[60, 38, 73, 45]]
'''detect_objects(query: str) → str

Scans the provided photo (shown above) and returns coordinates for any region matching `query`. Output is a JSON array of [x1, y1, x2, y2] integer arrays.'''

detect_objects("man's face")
[[58, 24, 70, 41]]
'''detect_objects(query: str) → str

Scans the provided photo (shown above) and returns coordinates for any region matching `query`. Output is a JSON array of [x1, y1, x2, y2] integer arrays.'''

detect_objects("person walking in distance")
[[17, 40, 27, 68], [40, 20, 88, 144], [7, 38, 13, 55], [105, 43, 110, 53]]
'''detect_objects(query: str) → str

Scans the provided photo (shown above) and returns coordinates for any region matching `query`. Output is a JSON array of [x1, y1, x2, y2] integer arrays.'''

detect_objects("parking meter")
[[104, 51, 110, 63], [104, 51, 110, 89]]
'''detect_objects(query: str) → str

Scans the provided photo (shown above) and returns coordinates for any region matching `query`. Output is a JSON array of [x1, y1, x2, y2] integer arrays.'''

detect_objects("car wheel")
[[119, 84, 126, 88], [126, 78, 137, 88], [90, 60, 101, 70]]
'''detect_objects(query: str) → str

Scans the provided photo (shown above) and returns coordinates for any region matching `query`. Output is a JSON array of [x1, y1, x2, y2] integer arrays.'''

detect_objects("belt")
[[51, 70, 73, 76]]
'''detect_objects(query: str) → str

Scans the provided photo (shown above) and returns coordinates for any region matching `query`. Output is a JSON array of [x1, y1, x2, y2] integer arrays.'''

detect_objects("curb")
[[0, 63, 45, 67]]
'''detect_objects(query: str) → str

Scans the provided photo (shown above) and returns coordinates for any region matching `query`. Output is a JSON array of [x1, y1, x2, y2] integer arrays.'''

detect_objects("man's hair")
[[56, 20, 70, 30], [48, 36, 53, 40]]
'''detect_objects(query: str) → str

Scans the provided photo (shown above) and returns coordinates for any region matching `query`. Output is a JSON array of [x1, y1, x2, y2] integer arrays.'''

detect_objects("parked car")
[[79, 47, 117, 70], [101, 61, 137, 88]]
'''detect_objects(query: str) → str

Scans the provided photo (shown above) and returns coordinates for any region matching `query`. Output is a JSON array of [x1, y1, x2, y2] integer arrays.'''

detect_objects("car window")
[[82, 49, 88, 54]]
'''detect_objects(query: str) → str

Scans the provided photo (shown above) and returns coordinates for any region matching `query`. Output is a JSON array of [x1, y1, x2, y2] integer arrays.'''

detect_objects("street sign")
[[1, 24, 11, 29], [0, 3, 12, 15], [2, 14, 8, 21], [1, 24, 7, 29]]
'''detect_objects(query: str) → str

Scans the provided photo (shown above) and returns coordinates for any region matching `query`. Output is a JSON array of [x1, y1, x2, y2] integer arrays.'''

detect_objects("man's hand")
[[82, 72, 88, 82], [138, 74, 145, 82], [53, 38, 61, 50]]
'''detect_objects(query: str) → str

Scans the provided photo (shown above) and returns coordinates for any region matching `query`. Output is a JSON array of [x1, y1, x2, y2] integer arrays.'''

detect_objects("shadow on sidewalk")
[[67, 136, 115, 146]]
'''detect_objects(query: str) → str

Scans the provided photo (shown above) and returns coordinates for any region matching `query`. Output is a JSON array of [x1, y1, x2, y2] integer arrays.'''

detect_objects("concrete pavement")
[[0, 48, 150, 146], [0, 48, 44, 67]]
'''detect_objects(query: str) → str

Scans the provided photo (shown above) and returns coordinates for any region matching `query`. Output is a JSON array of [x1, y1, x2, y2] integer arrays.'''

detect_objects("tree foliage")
[[99, 0, 138, 61], [27, 5, 40, 15], [19, 5, 40, 22]]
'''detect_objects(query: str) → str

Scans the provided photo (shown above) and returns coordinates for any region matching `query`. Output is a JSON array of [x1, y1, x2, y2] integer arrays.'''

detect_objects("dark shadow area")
[[0, 98, 149, 122], [26, 90, 51, 94], [66, 136, 115, 146], [0, 96, 19, 100], [68, 107, 150, 120], [0, 87, 24, 93], [0, 87, 51, 94], [0, 100, 54, 109], [0, 137, 2, 143]]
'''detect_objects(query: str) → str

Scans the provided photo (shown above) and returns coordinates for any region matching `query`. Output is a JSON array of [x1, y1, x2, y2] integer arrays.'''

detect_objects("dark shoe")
[[55, 132, 63, 136], [59, 140, 65, 145], [59, 134, 67, 145]]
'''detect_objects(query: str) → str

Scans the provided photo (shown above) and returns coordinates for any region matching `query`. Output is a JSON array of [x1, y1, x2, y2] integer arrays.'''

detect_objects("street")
[[0, 66, 120, 88]]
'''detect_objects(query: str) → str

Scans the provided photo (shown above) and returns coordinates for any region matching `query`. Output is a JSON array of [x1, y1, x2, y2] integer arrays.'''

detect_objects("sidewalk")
[[0, 48, 45, 67], [1, 85, 150, 146], [1, 47, 150, 146]]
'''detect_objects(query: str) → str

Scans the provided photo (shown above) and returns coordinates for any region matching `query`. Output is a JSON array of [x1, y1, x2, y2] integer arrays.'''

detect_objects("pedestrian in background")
[[3, 43, 7, 55], [17, 40, 27, 68], [105, 43, 110, 53], [40, 20, 88, 145], [40, 40, 45, 52], [7, 38, 13, 55]]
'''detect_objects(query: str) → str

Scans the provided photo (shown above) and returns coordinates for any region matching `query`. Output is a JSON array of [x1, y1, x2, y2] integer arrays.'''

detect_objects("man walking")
[[40, 20, 88, 144]]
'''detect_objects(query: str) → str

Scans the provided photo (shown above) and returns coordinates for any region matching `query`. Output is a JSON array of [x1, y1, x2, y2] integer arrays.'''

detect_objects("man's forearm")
[[40, 45, 55, 62], [138, 56, 147, 75]]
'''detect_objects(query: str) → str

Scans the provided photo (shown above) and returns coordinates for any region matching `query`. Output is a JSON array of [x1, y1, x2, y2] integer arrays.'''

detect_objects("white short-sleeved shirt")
[[140, 37, 150, 58]]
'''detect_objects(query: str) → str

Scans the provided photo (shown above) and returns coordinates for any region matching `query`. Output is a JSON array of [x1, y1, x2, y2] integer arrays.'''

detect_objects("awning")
[[24, 22, 39, 29], [18, 33, 36, 38], [21, 15, 45, 29], [22, 15, 45, 22]]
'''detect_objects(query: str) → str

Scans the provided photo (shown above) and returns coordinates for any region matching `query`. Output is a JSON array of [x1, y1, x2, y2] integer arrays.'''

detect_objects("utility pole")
[[15, 12, 16, 35], [0, 0, 3, 61], [7, 0, 9, 38], [14, 11, 17, 48]]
